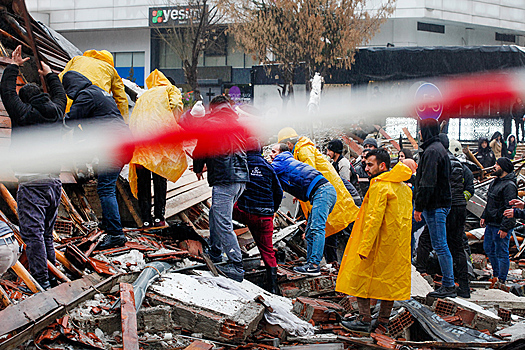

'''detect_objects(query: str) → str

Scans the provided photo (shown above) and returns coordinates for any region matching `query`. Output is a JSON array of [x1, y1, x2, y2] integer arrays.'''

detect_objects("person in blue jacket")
[[270, 143, 337, 276]]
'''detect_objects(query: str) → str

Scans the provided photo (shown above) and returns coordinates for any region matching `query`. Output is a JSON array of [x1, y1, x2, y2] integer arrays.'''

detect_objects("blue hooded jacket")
[[237, 151, 283, 216], [272, 151, 327, 202]]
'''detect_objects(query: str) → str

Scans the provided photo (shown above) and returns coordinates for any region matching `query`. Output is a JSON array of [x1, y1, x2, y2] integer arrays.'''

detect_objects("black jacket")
[[193, 104, 249, 186], [62, 71, 131, 165], [482, 172, 517, 232], [236, 151, 283, 216], [414, 136, 452, 211], [449, 153, 475, 206], [475, 137, 496, 169], [0, 64, 66, 174]]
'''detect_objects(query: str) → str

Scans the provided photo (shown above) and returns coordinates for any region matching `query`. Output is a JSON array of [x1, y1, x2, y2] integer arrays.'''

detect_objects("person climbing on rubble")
[[354, 138, 378, 194], [59, 49, 129, 122], [415, 133, 474, 298], [325, 139, 361, 264], [0, 45, 66, 290], [336, 149, 413, 333], [270, 143, 337, 276], [233, 138, 283, 293], [193, 95, 249, 282], [482, 157, 517, 288], [62, 71, 132, 251], [128, 69, 187, 228], [277, 128, 359, 269], [474, 137, 496, 169], [414, 118, 456, 299]]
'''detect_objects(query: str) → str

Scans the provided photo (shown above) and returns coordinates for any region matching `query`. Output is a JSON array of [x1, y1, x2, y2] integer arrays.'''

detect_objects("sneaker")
[[97, 235, 127, 251], [154, 218, 167, 227], [293, 263, 321, 276], [427, 285, 457, 299], [341, 318, 371, 333], [19, 280, 51, 294], [142, 222, 151, 229], [216, 263, 244, 282]]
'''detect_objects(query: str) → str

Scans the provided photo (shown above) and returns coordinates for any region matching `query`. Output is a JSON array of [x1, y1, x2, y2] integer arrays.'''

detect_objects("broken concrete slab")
[[279, 274, 337, 298], [445, 297, 500, 333], [292, 297, 345, 324], [148, 272, 265, 343], [410, 265, 433, 299], [468, 289, 525, 311], [496, 321, 525, 341]]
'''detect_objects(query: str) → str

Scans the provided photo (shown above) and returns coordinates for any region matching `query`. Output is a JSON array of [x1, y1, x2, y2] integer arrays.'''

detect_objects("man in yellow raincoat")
[[128, 69, 187, 227], [336, 149, 412, 333], [59, 50, 129, 122], [277, 127, 359, 236]]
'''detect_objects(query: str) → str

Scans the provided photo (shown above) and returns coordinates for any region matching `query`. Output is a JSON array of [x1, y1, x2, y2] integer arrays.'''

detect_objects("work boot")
[[341, 316, 372, 333], [154, 218, 167, 227], [457, 280, 471, 298], [97, 234, 127, 251], [217, 262, 244, 282], [427, 285, 457, 299], [265, 267, 280, 295]]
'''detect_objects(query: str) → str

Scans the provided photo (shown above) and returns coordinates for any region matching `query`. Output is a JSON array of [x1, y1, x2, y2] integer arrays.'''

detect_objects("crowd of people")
[[0, 44, 524, 335]]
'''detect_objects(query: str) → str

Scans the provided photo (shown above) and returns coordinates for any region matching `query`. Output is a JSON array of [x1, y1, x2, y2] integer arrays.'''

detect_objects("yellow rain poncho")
[[127, 69, 187, 198], [293, 137, 359, 236], [336, 162, 413, 301], [60, 50, 129, 122]]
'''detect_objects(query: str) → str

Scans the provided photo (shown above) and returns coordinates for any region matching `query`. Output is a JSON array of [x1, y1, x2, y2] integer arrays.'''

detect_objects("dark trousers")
[[515, 118, 525, 142], [416, 206, 469, 282], [97, 168, 124, 236], [17, 179, 61, 284], [324, 234, 338, 264], [233, 204, 277, 267], [136, 165, 167, 223]]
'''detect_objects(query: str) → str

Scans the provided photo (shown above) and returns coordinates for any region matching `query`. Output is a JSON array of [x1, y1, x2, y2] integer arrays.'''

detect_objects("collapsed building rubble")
[[0, 2, 525, 350]]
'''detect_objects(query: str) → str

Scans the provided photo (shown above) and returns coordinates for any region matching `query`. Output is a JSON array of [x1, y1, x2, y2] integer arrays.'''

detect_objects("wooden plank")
[[11, 261, 44, 293], [165, 185, 212, 219], [374, 125, 400, 151], [0, 274, 117, 350], [116, 177, 143, 227], [120, 282, 139, 350], [167, 179, 209, 200], [0, 116, 11, 128], [0, 285, 12, 308], [340, 134, 363, 156], [402, 127, 418, 150]]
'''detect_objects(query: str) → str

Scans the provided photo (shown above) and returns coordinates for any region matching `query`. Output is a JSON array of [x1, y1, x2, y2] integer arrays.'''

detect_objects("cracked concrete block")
[[146, 272, 265, 343], [138, 305, 177, 333]]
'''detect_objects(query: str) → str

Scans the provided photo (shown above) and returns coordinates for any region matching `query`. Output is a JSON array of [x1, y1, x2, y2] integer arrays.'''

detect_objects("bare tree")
[[155, 0, 227, 98], [223, 0, 396, 105]]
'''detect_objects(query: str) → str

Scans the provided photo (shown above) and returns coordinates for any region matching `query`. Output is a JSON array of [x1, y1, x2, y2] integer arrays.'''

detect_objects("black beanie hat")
[[327, 139, 344, 154], [497, 157, 514, 174]]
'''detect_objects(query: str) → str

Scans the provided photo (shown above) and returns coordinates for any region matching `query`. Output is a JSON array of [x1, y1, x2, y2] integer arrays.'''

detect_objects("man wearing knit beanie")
[[414, 118, 456, 298], [482, 157, 517, 287]]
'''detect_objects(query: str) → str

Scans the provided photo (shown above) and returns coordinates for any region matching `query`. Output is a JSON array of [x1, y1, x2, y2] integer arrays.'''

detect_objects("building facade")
[[27, 0, 525, 113]]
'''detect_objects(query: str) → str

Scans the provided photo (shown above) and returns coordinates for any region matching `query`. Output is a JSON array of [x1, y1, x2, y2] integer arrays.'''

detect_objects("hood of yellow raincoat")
[[372, 162, 412, 184], [293, 136, 359, 236], [83, 50, 114, 67], [146, 69, 171, 89]]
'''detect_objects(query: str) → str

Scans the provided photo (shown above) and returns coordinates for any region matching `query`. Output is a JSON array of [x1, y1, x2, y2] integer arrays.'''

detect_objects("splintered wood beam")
[[374, 125, 401, 151], [116, 178, 143, 228], [11, 261, 44, 293], [340, 134, 363, 156], [402, 127, 418, 150], [0, 285, 12, 308], [120, 282, 139, 350], [0, 184, 17, 219]]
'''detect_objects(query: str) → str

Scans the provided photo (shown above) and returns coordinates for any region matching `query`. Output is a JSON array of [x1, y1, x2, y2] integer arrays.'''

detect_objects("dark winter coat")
[[482, 172, 518, 233], [0, 64, 66, 174], [449, 153, 475, 206], [475, 137, 496, 169], [236, 151, 283, 216], [341, 178, 362, 206], [414, 136, 452, 211], [333, 155, 360, 196], [272, 151, 328, 203], [192, 103, 249, 186]]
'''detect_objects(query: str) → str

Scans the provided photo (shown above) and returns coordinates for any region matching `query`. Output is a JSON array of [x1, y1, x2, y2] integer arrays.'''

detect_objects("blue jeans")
[[305, 183, 337, 265], [422, 208, 454, 287], [483, 224, 512, 282], [209, 182, 246, 264], [97, 168, 124, 236]]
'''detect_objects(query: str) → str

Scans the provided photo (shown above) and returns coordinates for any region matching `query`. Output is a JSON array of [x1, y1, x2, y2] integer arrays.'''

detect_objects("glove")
[[464, 191, 472, 202]]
